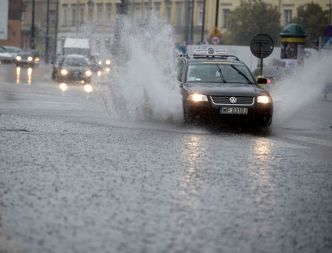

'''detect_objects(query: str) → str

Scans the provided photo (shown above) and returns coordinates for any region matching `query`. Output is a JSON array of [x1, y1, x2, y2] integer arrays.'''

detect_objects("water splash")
[[101, 16, 183, 123], [270, 51, 332, 126]]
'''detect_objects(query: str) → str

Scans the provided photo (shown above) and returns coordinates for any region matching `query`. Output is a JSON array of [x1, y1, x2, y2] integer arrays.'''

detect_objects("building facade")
[[0, 0, 22, 47], [18, 0, 330, 57]]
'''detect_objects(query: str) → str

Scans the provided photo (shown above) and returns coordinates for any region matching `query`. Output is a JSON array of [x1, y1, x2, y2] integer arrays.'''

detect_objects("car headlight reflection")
[[85, 70, 92, 77], [60, 69, 68, 75], [187, 93, 208, 102], [59, 83, 68, 92], [257, 95, 272, 104], [84, 84, 93, 93]]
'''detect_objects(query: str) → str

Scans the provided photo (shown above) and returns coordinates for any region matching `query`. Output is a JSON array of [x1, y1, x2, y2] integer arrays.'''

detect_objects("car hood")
[[184, 82, 267, 96]]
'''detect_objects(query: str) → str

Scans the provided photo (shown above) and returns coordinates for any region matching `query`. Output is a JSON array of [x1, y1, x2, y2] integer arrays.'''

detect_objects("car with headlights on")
[[55, 54, 92, 84], [15, 49, 40, 68], [177, 48, 273, 127]]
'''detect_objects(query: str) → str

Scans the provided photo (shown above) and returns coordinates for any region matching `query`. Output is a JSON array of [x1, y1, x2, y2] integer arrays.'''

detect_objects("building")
[[56, 0, 331, 46], [0, 0, 22, 47], [21, 0, 58, 62]]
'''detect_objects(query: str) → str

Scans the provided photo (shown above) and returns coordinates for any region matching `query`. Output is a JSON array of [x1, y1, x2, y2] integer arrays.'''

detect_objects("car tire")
[[183, 107, 194, 124], [256, 117, 272, 127]]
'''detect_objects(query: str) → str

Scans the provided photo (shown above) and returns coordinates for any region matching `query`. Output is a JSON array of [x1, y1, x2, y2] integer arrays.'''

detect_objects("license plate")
[[220, 107, 248, 115]]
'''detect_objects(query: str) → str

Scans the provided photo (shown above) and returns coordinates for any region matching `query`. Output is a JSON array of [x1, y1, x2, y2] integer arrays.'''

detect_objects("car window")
[[63, 57, 89, 66], [187, 63, 254, 84]]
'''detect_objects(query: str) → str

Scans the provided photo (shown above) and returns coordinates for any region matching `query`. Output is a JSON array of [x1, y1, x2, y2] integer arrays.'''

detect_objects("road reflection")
[[251, 137, 272, 184], [16, 66, 33, 84]]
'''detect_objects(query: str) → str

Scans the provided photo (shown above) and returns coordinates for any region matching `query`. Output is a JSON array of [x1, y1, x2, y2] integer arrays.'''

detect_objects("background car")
[[0, 47, 14, 64], [178, 48, 273, 127], [55, 54, 92, 84], [15, 49, 40, 68], [1, 45, 22, 62], [51, 55, 65, 80]]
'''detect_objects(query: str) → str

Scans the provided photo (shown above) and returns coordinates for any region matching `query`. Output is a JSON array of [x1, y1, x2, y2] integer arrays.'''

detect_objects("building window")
[[88, 3, 94, 20], [96, 3, 103, 24], [166, 2, 172, 23], [198, 1, 204, 26], [154, 2, 161, 18], [222, 8, 230, 28], [176, 2, 183, 25], [71, 4, 76, 27], [63, 5, 68, 26], [78, 4, 84, 25], [106, 3, 112, 20], [284, 9, 292, 25]]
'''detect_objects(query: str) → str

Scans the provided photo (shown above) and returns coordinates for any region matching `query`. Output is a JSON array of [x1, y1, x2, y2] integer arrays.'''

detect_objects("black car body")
[[55, 54, 92, 84], [178, 49, 273, 127], [51, 55, 65, 80], [15, 49, 40, 67]]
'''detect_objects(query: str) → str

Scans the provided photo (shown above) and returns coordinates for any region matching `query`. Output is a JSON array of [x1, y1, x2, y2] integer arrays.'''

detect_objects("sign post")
[[250, 33, 274, 76]]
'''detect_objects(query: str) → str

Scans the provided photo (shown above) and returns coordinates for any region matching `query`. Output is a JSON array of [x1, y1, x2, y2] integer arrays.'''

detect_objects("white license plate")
[[220, 107, 248, 115]]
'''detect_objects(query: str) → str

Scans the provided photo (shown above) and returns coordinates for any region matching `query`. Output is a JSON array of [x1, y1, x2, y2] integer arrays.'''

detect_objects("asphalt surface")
[[0, 64, 331, 253]]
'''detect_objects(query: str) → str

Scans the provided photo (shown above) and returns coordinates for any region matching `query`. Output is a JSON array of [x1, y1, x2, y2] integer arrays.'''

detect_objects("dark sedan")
[[178, 48, 273, 127], [15, 49, 40, 68], [55, 54, 92, 84]]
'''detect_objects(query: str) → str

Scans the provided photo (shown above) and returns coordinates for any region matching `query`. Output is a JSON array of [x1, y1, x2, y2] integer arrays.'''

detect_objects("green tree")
[[227, 0, 281, 45], [292, 3, 329, 44]]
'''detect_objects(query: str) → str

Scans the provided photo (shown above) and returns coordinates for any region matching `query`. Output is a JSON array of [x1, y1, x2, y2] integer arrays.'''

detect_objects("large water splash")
[[101, 17, 183, 123], [270, 51, 332, 126]]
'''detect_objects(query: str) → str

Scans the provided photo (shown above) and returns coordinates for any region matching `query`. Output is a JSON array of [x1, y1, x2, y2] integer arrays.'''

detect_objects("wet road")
[[0, 64, 332, 253]]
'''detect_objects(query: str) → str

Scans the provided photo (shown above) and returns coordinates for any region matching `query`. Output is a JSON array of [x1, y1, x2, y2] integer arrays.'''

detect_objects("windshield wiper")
[[216, 64, 227, 83], [230, 65, 255, 84]]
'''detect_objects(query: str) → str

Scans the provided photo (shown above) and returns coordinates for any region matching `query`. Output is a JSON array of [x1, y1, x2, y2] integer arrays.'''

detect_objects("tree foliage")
[[292, 3, 329, 43], [227, 0, 281, 45]]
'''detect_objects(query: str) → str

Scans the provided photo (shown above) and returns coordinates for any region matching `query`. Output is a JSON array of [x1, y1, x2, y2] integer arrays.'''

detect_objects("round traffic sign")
[[250, 33, 274, 58]]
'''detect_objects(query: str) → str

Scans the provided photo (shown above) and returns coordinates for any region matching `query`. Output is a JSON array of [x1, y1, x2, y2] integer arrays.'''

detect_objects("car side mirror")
[[257, 76, 268, 85]]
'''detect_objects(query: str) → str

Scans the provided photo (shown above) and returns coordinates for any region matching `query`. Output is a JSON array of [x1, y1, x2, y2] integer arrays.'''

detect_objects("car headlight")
[[27, 56, 33, 62], [34, 57, 40, 63], [16, 56, 21, 61], [60, 69, 68, 75], [257, 95, 272, 104], [187, 94, 208, 102], [105, 59, 111, 65], [85, 70, 92, 77]]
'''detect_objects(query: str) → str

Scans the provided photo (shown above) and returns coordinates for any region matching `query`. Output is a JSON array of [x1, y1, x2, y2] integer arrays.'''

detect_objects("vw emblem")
[[229, 97, 237, 104]]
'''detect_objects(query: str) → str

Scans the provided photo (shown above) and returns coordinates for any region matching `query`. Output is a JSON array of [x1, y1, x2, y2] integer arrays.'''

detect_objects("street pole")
[[190, 0, 194, 43], [45, 0, 50, 63], [215, 0, 219, 27], [30, 0, 35, 49], [200, 0, 206, 43]]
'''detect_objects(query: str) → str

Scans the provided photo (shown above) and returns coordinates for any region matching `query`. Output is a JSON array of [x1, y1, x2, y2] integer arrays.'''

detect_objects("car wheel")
[[256, 117, 272, 127], [183, 107, 194, 124]]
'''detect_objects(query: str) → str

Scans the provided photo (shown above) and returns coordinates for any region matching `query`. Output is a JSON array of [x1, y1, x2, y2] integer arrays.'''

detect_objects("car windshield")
[[63, 57, 89, 67], [187, 63, 255, 84]]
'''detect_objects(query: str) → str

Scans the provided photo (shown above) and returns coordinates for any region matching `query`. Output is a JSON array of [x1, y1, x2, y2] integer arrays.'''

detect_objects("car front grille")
[[210, 96, 254, 105]]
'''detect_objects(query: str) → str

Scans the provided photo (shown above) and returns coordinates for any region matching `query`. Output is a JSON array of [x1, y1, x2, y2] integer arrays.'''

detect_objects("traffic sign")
[[250, 33, 274, 59]]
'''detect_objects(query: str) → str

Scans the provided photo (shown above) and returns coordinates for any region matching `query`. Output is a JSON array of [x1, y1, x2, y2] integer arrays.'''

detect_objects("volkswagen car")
[[55, 54, 92, 84], [177, 48, 273, 127]]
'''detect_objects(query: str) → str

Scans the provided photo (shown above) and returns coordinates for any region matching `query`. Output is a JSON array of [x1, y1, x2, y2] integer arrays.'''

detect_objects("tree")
[[292, 3, 329, 45], [227, 0, 281, 45]]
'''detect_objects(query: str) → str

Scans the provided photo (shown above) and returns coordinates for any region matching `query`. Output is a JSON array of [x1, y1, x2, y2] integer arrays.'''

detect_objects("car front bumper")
[[183, 99, 273, 125]]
